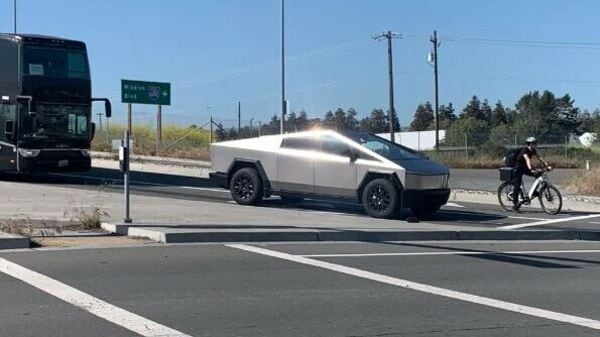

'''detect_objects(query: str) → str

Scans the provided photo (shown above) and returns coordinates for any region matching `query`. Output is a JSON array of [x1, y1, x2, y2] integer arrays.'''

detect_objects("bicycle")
[[497, 167, 563, 215]]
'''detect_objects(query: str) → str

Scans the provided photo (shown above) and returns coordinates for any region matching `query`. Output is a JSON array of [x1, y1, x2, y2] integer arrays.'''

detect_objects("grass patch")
[[73, 207, 110, 230], [92, 124, 211, 160], [565, 167, 600, 196]]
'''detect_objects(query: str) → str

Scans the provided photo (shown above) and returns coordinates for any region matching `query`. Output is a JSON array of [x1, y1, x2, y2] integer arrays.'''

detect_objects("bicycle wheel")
[[539, 185, 562, 215], [498, 182, 515, 211]]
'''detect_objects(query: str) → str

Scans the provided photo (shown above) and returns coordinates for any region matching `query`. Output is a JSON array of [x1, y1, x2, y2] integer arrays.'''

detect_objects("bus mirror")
[[5, 120, 14, 141], [105, 100, 112, 118], [92, 98, 112, 118], [91, 122, 96, 140]]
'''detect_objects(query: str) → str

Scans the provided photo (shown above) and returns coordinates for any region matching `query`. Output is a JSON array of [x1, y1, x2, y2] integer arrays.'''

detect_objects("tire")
[[361, 178, 399, 219], [230, 167, 263, 205], [498, 182, 515, 212], [280, 195, 304, 203], [410, 204, 442, 218], [539, 185, 562, 215]]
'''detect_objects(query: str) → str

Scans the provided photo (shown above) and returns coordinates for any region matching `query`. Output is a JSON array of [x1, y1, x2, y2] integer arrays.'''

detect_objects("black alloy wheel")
[[230, 167, 263, 205], [362, 178, 398, 219]]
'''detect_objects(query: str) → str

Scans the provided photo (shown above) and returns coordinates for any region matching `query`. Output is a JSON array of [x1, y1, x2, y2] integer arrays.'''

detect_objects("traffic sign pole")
[[157, 105, 162, 153], [124, 103, 132, 224], [120, 79, 171, 225]]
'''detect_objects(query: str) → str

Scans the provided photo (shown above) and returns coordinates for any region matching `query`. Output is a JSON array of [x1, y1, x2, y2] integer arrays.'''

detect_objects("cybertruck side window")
[[319, 135, 352, 157], [280, 136, 317, 150]]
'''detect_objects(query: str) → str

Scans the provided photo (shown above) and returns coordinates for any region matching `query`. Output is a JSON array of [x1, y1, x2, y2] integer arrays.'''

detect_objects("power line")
[[442, 35, 600, 50]]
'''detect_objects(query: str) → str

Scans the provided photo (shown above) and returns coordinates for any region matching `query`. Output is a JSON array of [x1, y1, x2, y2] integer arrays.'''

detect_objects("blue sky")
[[2, 0, 600, 128]]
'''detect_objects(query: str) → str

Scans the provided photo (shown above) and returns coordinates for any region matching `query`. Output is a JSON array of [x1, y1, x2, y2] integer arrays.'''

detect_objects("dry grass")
[[0, 219, 34, 237], [92, 124, 211, 160], [73, 207, 110, 230], [565, 167, 600, 196]]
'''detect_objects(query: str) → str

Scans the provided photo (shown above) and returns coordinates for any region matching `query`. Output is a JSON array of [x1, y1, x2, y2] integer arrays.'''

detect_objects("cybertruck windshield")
[[344, 132, 422, 161]]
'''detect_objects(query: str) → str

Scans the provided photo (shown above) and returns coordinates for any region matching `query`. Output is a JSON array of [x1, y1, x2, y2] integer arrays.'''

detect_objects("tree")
[[322, 110, 336, 129], [491, 101, 507, 126], [461, 95, 483, 120], [333, 108, 347, 130], [296, 110, 310, 130], [410, 102, 434, 131], [481, 99, 493, 123], [442, 117, 489, 147], [438, 103, 457, 129], [345, 108, 359, 131], [360, 109, 387, 133], [515, 90, 580, 141], [215, 123, 227, 142], [555, 93, 580, 135], [286, 111, 298, 132]]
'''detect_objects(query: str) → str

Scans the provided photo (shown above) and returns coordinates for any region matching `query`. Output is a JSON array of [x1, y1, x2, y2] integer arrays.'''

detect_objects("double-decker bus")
[[0, 34, 111, 173]]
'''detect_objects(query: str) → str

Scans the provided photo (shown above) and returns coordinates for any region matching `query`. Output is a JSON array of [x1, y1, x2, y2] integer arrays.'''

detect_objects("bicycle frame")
[[520, 172, 548, 202]]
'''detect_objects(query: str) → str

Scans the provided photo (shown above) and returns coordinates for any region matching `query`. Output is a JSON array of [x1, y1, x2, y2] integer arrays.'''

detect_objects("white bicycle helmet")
[[526, 137, 537, 144]]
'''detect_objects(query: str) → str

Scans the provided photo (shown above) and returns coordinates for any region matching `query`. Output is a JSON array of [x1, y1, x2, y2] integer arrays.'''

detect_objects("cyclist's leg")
[[512, 170, 524, 208]]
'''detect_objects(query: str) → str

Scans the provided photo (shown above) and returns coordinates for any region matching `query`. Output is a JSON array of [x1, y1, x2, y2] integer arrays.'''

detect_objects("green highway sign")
[[121, 79, 171, 105]]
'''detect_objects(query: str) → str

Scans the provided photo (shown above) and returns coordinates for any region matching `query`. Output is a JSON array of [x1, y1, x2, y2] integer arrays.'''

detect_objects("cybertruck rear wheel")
[[362, 178, 398, 219], [230, 167, 263, 205]]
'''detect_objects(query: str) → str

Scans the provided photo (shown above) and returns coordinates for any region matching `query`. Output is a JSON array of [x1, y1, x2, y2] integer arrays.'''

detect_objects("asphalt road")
[[2, 241, 600, 336]]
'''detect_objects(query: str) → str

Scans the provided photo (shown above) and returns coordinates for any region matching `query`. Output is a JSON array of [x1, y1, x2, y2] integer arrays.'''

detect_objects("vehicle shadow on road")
[[381, 241, 600, 269]]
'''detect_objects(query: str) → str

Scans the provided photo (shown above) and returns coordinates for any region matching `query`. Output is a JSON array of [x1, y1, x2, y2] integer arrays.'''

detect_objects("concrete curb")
[[101, 223, 600, 243], [0, 232, 31, 249]]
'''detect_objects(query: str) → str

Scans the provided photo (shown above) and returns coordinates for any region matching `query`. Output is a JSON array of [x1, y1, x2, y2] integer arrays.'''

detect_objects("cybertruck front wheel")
[[230, 167, 264, 205], [362, 178, 398, 219]]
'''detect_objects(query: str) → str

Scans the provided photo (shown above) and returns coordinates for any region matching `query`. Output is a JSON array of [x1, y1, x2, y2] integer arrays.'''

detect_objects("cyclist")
[[512, 137, 552, 212]]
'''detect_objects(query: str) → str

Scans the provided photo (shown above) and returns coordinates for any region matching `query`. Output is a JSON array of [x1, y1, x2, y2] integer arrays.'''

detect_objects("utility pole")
[[13, 0, 17, 34], [429, 30, 441, 150], [209, 116, 213, 143], [238, 101, 241, 135], [373, 31, 401, 143], [280, 0, 286, 134], [96, 112, 103, 132]]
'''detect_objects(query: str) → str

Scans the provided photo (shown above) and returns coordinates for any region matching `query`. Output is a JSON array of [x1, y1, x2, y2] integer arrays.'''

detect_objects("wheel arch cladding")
[[227, 159, 271, 189], [357, 172, 403, 203]]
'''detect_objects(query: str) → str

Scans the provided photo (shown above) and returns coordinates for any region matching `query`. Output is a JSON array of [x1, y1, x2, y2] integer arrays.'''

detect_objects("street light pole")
[[430, 30, 440, 151], [13, 0, 17, 34], [280, 0, 286, 134], [373, 31, 401, 143]]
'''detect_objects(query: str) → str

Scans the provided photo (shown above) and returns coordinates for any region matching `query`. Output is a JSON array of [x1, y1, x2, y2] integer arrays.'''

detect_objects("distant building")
[[377, 130, 446, 151]]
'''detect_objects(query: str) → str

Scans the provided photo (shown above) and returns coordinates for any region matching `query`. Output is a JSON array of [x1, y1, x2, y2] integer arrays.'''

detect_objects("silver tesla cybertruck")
[[210, 130, 450, 219]]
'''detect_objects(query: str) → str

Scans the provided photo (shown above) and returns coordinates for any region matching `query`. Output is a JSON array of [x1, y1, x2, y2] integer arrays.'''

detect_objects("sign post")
[[121, 79, 171, 224]]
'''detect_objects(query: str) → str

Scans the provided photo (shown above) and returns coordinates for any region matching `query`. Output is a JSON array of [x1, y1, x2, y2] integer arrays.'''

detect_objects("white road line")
[[301, 249, 600, 258], [444, 202, 464, 208], [590, 222, 600, 225], [228, 244, 600, 331], [500, 214, 600, 230], [508, 216, 548, 221], [0, 257, 191, 337]]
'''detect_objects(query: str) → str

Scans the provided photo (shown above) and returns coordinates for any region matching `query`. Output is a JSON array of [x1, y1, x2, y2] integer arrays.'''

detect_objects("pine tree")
[[439, 103, 457, 129], [461, 95, 483, 120], [491, 101, 507, 125], [410, 102, 435, 131]]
